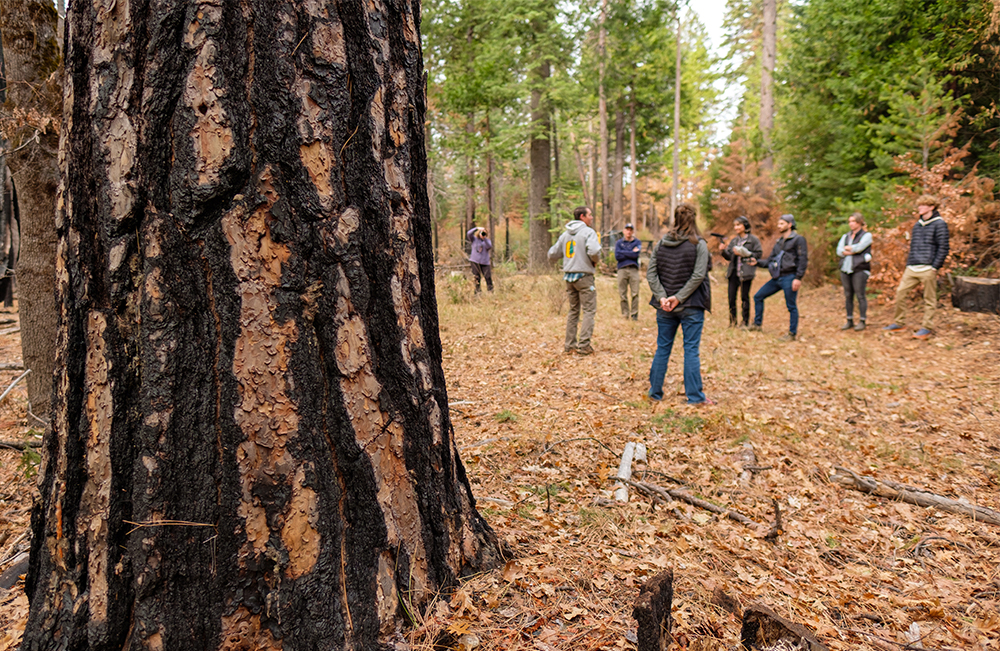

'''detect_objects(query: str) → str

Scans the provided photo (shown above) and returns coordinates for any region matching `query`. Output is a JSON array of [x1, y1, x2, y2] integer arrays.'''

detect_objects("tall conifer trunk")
[[613, 109, 624, 229], [0, 0, 60, 416], [761, 0, 776, 170], [23, 2, 499, 649], [528, 60, 551, 271], [597, 0, 608, 236]]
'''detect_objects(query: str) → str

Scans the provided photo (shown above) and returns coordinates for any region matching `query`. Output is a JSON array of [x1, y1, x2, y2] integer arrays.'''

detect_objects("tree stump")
[[633, 569, 673, 651], [740, 604, 828, 651], [951, 276, 1000, 314]]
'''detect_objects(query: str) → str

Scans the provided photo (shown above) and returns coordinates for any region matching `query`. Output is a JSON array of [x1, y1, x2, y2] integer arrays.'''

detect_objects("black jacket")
[[906, 212, 949, 269], [761, 232, 808, 280], [721, 234, 763, 280]]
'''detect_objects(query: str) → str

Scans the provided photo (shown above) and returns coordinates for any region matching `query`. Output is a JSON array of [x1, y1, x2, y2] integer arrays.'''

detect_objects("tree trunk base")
[[952, 276, 1000, 314], [740, 604, 828, 651]]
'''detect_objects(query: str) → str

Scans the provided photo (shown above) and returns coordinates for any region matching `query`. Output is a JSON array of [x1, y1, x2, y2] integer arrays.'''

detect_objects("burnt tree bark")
[[0, 0, 61, 416], [23, 1, 499, 650]]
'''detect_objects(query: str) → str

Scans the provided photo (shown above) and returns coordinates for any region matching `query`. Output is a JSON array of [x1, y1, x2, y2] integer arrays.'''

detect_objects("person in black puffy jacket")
[[883, 195, 950, 340]]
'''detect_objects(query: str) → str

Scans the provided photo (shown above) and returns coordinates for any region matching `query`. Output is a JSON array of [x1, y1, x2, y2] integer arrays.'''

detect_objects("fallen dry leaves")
[[2, 271, 999, 650]]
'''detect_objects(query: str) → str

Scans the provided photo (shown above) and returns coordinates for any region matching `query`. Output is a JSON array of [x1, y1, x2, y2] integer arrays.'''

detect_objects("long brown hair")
[[669, 203, 701, 244]]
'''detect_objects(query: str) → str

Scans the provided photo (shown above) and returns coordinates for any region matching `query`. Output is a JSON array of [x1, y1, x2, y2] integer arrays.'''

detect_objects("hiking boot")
[[883, 323, 904, 332], [840, 320, 854, 330], [577, 345, 595, 356], [779, 332, 796, 342], [747, 324, 762, 332], [854, 321, 866, 331], [912, 328, 933, 340]]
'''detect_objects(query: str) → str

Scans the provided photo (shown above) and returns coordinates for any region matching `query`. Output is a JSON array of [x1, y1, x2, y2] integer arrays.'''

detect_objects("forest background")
[[423, 0, 1000, 285]]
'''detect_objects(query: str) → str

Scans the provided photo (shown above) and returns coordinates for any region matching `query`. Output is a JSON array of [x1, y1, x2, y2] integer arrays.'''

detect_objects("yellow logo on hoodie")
[[566, 240, 576, 258]]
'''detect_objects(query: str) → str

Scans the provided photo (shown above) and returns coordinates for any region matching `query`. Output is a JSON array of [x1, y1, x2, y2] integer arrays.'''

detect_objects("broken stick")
[[625, 479, 756, 527], [831, 466, 1000, 526]]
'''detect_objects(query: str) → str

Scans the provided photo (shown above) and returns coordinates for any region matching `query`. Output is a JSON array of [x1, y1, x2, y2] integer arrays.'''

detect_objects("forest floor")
[[1, 269, 999, 650]]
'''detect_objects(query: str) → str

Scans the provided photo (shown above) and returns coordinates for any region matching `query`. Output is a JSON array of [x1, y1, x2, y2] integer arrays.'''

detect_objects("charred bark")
[[23, 1, 499, 650], [0, 0, 61, 415]]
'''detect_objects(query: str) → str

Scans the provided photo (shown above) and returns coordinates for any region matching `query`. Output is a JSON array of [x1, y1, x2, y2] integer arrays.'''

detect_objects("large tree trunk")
[[612, 109, 624, 230], [629, 97, 637, 228], [671, 11, 681, 218], [0, 0, 61, 417], [23, 2, 500, 650], [761, 0, 776, 171], [597, 0, 608, 236], [528, 60, 551, 271]]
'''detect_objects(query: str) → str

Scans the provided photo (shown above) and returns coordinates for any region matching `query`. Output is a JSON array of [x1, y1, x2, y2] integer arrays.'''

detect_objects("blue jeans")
[[648, 308, 705, 403], [754, 274, 799, 334]]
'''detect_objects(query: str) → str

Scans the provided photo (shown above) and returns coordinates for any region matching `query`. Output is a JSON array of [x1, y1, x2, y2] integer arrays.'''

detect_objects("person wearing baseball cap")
[[883, 195, 949, 339], [615, 223, 642, 320]]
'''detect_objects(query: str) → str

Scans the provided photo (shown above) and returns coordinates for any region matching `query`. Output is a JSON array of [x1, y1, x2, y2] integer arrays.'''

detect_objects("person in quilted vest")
[[883, 195, 949, 340]]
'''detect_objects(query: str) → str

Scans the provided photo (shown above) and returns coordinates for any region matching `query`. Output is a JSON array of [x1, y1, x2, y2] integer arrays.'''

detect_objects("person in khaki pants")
[[883, 195, 950, 339], [615, 223, 642, 320], [548, 207, 602, 355]]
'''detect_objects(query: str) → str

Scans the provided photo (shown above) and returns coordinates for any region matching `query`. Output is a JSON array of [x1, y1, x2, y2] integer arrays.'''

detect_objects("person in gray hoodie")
[[548, 206, 602, 354]]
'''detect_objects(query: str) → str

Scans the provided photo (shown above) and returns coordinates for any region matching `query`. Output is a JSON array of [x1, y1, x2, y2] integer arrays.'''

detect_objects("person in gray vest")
[[883, 195, 950, 340], [646, 203, 713, 405], [719, 215, 763, 328], [549, 206, 602, 355], [836, 212, 872, 330], [615, 223, 642, 320]]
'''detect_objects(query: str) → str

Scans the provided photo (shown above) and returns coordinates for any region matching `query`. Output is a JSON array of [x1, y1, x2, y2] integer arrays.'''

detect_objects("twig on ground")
[[831, 466, 1000, 526], [539, 436, 617, 457], [0, 440, 42, 450], [622, 478, 757, 527], [0, 369, 31, 404], [764, 498, 782, 541]]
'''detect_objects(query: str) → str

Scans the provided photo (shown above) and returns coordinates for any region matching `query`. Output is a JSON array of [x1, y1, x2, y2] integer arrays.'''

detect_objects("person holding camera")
[[719, 215, 762, 328], [748, 214, 808, 341], [466, 225, 493, 294], [549, 206, 602, 355], [836, 212, 872, 331]]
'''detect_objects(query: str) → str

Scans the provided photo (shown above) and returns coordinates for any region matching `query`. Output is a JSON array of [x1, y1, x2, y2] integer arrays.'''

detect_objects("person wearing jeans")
[[749, 215, 808, 341], [646, 203, 712, 405]]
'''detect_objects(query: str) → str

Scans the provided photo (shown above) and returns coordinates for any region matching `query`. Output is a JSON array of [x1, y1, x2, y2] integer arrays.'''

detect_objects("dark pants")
[[753, 274, 799, 335], [727, 275, 752, 326], [471, 262, 493, 293], [840, 271, 868, 321]]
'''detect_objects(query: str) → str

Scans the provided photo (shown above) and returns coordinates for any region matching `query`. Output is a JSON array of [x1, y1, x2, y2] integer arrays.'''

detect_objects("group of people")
[[474, 194, 949, 405]]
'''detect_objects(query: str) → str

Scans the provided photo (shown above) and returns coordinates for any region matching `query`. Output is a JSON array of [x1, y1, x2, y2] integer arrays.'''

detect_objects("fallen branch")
[[614, 442, 637, 502], [624, 479, 756, 527], [0, 325, 20, 337], [0, 369, 31, 404], [0, 440, 43, 450], [764, 498, 783, 541], [0, 362, 24, 371], [831, 466, 1000, 526], [539, 436, 617, 457]]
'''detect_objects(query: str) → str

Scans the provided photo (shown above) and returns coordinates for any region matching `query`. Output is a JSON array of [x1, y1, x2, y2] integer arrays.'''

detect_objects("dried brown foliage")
[[867, 147, 999, 297], [710, 138, 782, 239]]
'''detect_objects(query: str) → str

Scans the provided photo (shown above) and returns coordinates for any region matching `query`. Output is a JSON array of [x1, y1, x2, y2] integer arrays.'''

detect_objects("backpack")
[[768, 249, 785, 279]]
